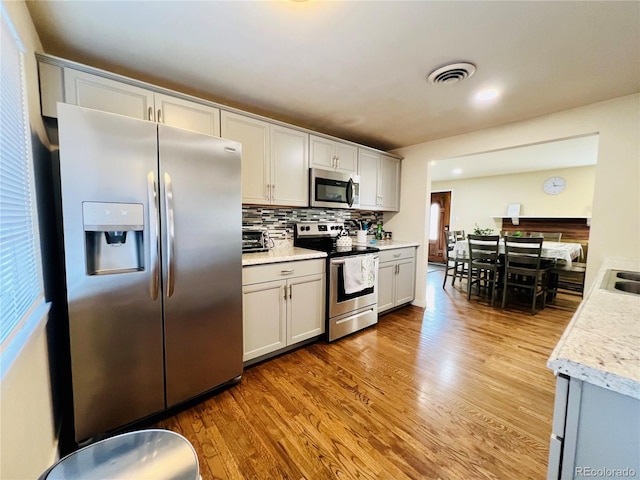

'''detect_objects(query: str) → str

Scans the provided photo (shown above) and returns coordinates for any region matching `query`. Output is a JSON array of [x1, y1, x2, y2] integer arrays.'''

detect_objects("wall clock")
[[543, 176, 566, 195]]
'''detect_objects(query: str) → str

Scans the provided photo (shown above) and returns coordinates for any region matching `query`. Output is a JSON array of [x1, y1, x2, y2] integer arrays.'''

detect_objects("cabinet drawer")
[[243, 259, 325, 285], [379, 247, 415, 263]]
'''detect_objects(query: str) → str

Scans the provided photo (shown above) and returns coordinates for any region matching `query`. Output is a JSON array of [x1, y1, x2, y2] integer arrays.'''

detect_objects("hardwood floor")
[[155, 269, 579, 479]]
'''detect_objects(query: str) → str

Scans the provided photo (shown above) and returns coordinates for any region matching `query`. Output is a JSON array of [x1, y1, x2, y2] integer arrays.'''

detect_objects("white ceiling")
[[26, 1, 640, 152], [430, 134, 600, 182]]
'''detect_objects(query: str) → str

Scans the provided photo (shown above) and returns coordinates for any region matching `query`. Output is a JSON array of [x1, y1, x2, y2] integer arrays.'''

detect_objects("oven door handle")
[[346, 178, 354, 207], [331, 254, 379, 265]]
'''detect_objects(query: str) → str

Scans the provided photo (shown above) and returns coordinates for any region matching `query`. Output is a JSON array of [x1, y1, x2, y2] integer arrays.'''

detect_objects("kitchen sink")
[[601, 269, 640, 296]]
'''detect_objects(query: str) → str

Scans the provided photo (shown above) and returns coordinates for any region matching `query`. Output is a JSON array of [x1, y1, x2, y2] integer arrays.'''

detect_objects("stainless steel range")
[[294, 222, 379, 341]]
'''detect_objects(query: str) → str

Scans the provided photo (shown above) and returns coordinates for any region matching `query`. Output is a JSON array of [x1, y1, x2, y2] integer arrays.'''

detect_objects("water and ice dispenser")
[[83, 202, 145, 275]]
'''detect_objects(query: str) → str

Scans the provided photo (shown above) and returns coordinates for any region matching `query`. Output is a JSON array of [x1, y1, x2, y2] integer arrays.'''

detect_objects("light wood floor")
[[155, 269, 579, 479]]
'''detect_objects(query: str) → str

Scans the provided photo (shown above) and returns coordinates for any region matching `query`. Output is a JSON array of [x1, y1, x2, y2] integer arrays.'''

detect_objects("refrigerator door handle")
[[164, 172, 176, 298], [147, 172, 160, 300]]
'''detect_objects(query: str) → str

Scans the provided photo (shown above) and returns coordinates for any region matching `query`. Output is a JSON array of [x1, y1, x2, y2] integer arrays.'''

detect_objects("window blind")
[[0, 9, 44, 347]]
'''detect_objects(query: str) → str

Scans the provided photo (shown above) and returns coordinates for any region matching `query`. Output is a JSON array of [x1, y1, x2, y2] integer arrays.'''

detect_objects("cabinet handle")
[[289, 284, 292, 299], [393, 253, 401, 258], [148, 107, 153, 121], [336, 157, 340, 169], [280, 269, 295, 275], [266, 183, 270, 201], [396, 264, 399, 274], [271, 184, 275, 200], [283, 285, 287, 301], [157, 109, 162, 124]]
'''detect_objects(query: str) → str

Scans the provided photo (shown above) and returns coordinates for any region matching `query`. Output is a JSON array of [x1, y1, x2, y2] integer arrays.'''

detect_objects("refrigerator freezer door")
[[158, 124, 243, 407], [57, 104, 165, 442]]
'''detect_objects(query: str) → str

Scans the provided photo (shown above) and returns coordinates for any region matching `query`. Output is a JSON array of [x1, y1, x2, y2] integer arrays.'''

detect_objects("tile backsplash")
[[242, 207, 383, 240]]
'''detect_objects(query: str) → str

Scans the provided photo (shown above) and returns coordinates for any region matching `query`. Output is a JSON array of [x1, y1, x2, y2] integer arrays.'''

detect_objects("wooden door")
[[428, 191, 451, 263]]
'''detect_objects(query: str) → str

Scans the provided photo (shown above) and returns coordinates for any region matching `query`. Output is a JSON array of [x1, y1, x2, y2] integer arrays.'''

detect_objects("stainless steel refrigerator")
[[57, 104, 243, 443]]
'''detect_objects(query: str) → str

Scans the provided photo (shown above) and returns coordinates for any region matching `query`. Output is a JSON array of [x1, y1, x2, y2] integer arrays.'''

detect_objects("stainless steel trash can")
[[40, 429, 199, 480]]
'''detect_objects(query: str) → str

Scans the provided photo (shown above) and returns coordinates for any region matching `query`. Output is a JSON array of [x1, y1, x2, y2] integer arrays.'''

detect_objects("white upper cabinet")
[[222, 111, 308, 206], [60, 68, 221, 136], [358, 149, 380, 210], [271, 124, 309, 207], [221, 111, 270, 205], [38, 55, 402, 209], [64, 68, 154, 121], [380, 154, 400, 211], [357, 149, 401, 211], [310, 135, 358, 174], [153, 93, 220, 136]]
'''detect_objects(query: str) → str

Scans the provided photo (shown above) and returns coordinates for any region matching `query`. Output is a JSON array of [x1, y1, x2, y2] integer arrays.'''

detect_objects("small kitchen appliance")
[[309, 168, 360, 209], [242, 228, 271, 253]]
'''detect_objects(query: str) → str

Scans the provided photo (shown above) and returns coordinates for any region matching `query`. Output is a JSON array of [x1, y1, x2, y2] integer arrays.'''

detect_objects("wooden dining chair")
[[454, 230, 466, 241], [467, 234, 501, 306], [529, 231, 563, 241], [501, 236, 549, 315], [442, 232, 468, 288]]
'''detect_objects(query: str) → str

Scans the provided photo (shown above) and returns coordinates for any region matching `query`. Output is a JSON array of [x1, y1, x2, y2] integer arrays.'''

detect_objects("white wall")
[[386, 94, 640, 308], [432, 165, 596, 236], [0, 1, 58, 478]]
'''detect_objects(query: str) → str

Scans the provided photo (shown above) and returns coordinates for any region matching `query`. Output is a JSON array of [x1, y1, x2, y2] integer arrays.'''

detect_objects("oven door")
[[329, 254, 378, 318]]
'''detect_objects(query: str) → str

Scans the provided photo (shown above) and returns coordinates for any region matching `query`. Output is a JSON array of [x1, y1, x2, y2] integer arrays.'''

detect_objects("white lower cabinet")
[[242, 259, 325, 362], [378, 247, 416, 314], [548, 374, 640, 479]]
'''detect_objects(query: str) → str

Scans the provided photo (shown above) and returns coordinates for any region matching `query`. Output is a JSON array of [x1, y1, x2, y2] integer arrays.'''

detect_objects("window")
[[0, 6, 45, 369], [429, 203, 440, 241]]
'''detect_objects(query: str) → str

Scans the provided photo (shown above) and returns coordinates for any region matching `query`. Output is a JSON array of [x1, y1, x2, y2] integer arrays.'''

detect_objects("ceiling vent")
[[427, 62, 477, 85]]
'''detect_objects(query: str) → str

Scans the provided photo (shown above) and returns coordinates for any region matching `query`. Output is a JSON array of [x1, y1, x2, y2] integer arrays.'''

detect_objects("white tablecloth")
[[454, 240, 582, 265]]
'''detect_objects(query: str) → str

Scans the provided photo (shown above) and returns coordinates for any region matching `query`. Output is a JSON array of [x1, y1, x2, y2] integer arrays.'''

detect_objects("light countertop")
[[547, 257, 640, 399], [355, 240, 420, 250], [242, 240, 418, 266], [242, 246, 326, 266]]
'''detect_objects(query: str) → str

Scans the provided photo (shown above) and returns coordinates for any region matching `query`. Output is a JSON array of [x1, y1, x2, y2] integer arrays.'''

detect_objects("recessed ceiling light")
[[452, 168, 463, 175], [474, 88, 500, 103]]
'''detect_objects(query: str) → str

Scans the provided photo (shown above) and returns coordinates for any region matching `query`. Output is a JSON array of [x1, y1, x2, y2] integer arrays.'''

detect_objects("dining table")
[[453, 239, 583, 265]]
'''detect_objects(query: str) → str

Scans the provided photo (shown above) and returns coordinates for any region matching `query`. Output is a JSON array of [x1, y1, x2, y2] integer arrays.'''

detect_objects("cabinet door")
[[221, 111, 270, 205], [155, 93, 220, 136], [310, 135, 335, 170], [395, 257, 416, 306], [271, 125, 309, 207], [242, 280, 287, 361], [64, 68, 154, 121], [334, 142, 358, 174], [377, 262, 396, 313], [358, 149, 380, 209], [287, 273, 325, 344], [380, 155, 400, 211]]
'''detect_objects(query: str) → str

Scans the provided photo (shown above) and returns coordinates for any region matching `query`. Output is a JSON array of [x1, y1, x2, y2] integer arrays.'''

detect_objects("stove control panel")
[[295, 222, 345, 237]]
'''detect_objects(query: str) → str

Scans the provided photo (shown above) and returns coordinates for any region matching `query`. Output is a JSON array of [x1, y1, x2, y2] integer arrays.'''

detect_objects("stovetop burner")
[[293, 221, 379, 257]]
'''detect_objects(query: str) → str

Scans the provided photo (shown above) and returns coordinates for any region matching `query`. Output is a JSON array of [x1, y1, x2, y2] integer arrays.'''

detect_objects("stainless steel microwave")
[[309, 168, 360, 209]]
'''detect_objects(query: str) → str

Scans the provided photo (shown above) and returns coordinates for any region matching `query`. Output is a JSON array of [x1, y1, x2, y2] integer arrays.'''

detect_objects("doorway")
[[428, 191, 451, 264]]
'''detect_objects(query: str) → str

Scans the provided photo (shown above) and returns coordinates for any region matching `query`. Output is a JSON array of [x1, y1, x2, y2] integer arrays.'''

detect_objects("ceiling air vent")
[[427, 62, 477, 85]]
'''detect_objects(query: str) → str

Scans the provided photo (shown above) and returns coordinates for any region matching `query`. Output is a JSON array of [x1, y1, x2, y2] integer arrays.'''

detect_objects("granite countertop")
[[548, 257, 640, 399], [355, 239, 420, 250], [242, 246, 326, 266]]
